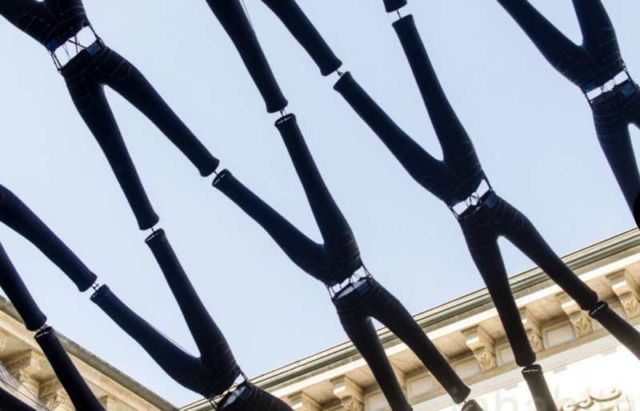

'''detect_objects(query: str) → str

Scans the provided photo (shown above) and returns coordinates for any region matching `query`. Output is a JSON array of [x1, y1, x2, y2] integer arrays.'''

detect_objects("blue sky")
[[0, 0, 639, 406]]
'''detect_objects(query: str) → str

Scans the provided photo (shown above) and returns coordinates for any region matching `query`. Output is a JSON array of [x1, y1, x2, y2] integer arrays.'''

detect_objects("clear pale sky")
[[0, 0, 639, 406]]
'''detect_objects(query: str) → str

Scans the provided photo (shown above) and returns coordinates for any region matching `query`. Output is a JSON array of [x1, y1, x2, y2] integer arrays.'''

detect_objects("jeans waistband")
[[586, 69, 636, 104], [215, 373, 249, 409], [328, 266, 372, 299], [449, 179, 494, 220], [53, 27, 104, 72]]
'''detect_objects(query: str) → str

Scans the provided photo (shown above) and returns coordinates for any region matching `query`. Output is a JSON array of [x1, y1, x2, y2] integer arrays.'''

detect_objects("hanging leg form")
[[274, 114, 362, 277], [0, 388, 37, 411], [0, 185, 97, 291], [259, 0, 342, 75], [364, 278, 474, 405], [213, 169, 328, 281], [462, 212, 556, 411], [0, 243, 47, 331], [495, 0, 592, 87], [335, 302, 413, 411], [102, 49, 219, 177], [502, 200, 640, 359], [522, 365, 555, 411], [0, 245, 103, 409], [145, 229, 242, 384], [63, 77, 159, 230], [91, 285, 224, 397], [35, 327, 105, 411], [206, 0, 288, 112]]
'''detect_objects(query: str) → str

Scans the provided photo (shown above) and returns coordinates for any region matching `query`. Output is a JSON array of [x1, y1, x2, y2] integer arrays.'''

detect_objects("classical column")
[[520, 307, 544, 353], [557, 293, 593, 337], [607, 271, 640, 319], [463, 326, 496, 371], [331, 376, 364, 411], [288, 391, 321, 411]]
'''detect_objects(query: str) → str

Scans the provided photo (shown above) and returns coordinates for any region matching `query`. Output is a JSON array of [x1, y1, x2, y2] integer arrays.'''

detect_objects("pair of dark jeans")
[[334, 277, 470, 409], [91, 229, 241, 398], [496, 0, 640, 216], [0, 243, 103, 410], [459, 192, 598, 365], [0, 0, 88, 49], [211, 115, 470, 406], [335, 16, 486, 207], [60, 43, 219, 229], [218, 383, 292, 411], [214, 114, 362, 285]]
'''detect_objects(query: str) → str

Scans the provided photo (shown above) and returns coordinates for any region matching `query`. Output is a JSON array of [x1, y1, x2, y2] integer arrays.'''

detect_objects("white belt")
[[450, 179, 492, 219], [329, 266, 371, 299], [217, 373, 248, 408], [585, 70, 631, 102], [50, 26, 100, 69]]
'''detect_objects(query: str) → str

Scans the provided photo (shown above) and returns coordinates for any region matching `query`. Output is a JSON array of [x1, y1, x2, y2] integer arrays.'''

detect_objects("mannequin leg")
[[274, 114, 361, 270], [205, 0, 288, 113], [102, 49, 219, 176], [334, 297, 412, 411], [63, 78, 159, 230], [496, 0, 590, 87], [145, 229, 241, 387], [366, 278, 473, 404], [463, 230, 556, 411], [35, 327, 105, 411], [91, 285, 220, 397], [213, 169, 329, 278], [0, 185, 96, 290], [503, 200, 640, 359]]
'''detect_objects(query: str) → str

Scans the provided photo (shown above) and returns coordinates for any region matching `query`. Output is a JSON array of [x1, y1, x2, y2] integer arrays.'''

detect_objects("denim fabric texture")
[[92, 230, 242, 398], [35, 326, 105, 410], [205, 0, 288, 112], [0, 185, 97, 291], [334, 277, 470, 408], [59, 45, 219, 229], [335, 9, 632, 379], [497, 0, 640, 217], [214, 114, 362, 286], [0, 1, 220, 230]]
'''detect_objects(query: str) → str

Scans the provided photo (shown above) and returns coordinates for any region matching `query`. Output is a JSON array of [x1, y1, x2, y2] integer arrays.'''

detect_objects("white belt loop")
[[329, 266, 372, 299], [585, 70, 631, 102], [50, 26, 100, 70]]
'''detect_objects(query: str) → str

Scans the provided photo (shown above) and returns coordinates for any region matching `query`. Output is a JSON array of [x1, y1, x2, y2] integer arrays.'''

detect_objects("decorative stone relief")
[[607, 271, 640, 319], [520, 307, 544, 353], [558, 294, 594, 337], [463, 326, 496, 371], [332, 376, 364, 411]]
